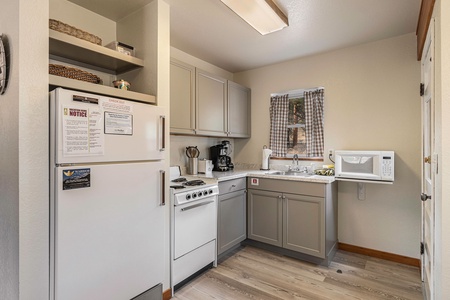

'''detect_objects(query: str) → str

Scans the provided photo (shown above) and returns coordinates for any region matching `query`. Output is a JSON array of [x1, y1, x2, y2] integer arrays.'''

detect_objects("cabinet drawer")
[[219, 178, 246, 194]]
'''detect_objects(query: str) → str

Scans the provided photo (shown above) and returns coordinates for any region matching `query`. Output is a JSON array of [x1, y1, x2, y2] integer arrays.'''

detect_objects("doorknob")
[[421, 193, 431, 201], [424, 156, 431, 164]]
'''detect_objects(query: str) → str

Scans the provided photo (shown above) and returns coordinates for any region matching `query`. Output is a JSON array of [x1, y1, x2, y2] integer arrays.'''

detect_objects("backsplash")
[[170, 135, 235, 170]]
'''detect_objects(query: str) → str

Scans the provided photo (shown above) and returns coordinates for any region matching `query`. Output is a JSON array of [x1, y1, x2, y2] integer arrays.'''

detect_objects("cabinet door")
[[196, 69, 227, 136], [170, 59, 195, 134], [283, 193, 325, 258], [218, 190, 247, 255], [247, 189, 282, 247], [227, 81, 251, 138]]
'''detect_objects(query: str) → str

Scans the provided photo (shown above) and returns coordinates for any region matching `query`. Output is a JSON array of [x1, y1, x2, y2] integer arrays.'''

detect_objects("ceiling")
[[69, 0, 422, 73]]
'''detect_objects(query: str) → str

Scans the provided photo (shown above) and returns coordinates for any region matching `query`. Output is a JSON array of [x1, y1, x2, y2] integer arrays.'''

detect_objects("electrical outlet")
[[329, 149, 334, 156]]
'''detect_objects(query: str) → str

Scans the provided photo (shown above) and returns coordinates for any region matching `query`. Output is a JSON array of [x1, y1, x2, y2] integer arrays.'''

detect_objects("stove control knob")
[[203, 190, 208, 196], [192, 193, 197, 199], [197, 192, 202, 198], [186, 194, 191, 200], [209, 189, 213, 194]]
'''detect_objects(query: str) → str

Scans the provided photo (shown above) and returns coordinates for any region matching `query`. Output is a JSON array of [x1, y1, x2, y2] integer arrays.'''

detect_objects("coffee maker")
[[210, 140, 234, 172]]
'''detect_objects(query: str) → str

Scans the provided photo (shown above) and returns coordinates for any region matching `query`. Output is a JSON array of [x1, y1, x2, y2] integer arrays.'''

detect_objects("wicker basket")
[[49, 19, 102, 45], [49, 64, 102, 84]]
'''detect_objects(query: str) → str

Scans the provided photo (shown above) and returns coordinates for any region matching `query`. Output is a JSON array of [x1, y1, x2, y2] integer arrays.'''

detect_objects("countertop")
[[195, 169, 335, 184]]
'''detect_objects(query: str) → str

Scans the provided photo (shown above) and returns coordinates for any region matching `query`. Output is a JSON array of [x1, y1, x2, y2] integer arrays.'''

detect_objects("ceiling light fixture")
[[221, 0, 288, 35]]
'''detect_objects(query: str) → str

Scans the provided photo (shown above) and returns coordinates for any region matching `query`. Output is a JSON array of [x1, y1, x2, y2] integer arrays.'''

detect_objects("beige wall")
[[234, 33, 421, 258], [49, 0, 116, 43], [0, 3, 20, 298], [0, 0, 49, 299]]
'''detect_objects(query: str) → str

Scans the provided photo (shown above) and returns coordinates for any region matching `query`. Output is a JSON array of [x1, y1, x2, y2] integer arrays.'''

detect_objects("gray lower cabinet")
[[247, 177, 337, 263], [218, 178, 247, 255], [283, 193, 325, 257], [246, 189, 282, 247]]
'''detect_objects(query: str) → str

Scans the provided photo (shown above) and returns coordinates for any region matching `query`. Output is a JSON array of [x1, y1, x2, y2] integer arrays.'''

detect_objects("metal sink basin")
[[265, 171, 313, 177]]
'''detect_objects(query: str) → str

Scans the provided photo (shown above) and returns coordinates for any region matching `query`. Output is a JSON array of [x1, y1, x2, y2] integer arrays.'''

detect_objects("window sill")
[[271, 157, 324, 162]]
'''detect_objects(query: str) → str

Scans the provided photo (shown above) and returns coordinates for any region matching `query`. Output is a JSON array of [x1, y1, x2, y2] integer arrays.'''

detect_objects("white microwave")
[[334, 150, 394, 182]]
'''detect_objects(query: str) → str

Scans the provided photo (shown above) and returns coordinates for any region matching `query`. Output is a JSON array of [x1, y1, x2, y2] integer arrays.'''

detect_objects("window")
[[270, 88, 324, 159], [287, 96, 306, 156]]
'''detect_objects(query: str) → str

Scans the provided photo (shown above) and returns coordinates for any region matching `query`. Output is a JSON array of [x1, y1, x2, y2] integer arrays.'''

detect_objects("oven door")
[[173, 196, 217, 259]]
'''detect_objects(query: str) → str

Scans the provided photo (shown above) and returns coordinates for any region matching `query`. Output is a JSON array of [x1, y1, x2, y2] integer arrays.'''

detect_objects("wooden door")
[[421, 18, 435, 300]]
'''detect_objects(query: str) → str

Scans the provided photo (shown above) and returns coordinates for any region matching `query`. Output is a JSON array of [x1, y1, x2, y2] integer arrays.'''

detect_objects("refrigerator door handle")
[[160, 115, 166, 152], [160, 170, 166, 206]]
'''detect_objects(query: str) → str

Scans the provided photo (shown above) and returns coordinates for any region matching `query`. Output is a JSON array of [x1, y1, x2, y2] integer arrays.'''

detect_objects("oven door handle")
[[180, 200, 214, 211]]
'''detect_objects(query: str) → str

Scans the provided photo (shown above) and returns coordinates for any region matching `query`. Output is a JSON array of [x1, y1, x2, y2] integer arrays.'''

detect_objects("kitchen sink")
[[265, 171, 313, 177]]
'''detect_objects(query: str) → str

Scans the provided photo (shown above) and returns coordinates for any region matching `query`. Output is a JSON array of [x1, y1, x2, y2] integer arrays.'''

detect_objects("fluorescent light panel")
[[221, 0, 288, 35]]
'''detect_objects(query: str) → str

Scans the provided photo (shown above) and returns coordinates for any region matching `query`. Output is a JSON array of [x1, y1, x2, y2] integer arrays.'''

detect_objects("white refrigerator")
[[49, 88, 166, 300]]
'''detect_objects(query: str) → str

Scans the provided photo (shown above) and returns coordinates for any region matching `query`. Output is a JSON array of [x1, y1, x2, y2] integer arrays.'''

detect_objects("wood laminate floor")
[[173, 246, 423, 300]]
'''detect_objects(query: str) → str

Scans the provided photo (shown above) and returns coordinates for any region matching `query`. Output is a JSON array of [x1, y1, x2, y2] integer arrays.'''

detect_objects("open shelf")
[[49, 30, 144, 74], [49, 75, 156, 104]]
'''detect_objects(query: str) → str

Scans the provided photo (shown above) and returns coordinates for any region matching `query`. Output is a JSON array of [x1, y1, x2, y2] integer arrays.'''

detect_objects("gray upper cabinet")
[[169, 59, 251, 138], [228, 81, 251, 138], [170, 59, 195, 134], [196, 69, 228, 137]]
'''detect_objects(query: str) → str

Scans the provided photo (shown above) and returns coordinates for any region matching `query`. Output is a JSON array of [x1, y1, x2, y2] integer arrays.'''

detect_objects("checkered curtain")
[[269, 94, 289, 157], [305, 89, 324, 157]]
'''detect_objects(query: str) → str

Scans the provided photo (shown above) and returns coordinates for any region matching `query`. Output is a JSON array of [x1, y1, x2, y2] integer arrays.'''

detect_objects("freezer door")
[[51, 162, 165, 300], [50, 88, 166, 164]]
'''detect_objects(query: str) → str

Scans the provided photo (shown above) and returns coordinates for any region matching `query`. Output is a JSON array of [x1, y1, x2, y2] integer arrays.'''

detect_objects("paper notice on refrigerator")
[[104, 112, 133, 135], [101, 98, 133, 113], [62, 107, 105, 156]]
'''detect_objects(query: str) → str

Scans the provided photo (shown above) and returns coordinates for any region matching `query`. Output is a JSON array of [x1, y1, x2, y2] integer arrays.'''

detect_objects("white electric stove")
[[169, 166, 218, 292]]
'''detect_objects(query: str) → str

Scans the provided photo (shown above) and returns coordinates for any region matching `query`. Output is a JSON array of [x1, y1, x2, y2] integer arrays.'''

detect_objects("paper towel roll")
[[262, 148, 273, 170]]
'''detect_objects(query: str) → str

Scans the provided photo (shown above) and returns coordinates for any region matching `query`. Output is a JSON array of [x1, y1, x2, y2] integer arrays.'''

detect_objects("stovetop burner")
[[171, 177, 187, 183], [183, 179, 206, 186], [170, 185, 186, 189]]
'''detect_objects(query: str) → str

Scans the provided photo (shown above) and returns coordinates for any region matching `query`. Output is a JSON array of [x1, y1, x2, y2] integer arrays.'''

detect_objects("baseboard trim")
[[163, 288, 172, 300], [338, 242, 420, 267]]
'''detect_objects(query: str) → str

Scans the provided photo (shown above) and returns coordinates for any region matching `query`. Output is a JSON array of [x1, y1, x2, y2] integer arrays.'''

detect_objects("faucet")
[[290, 154, 300, 171]]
